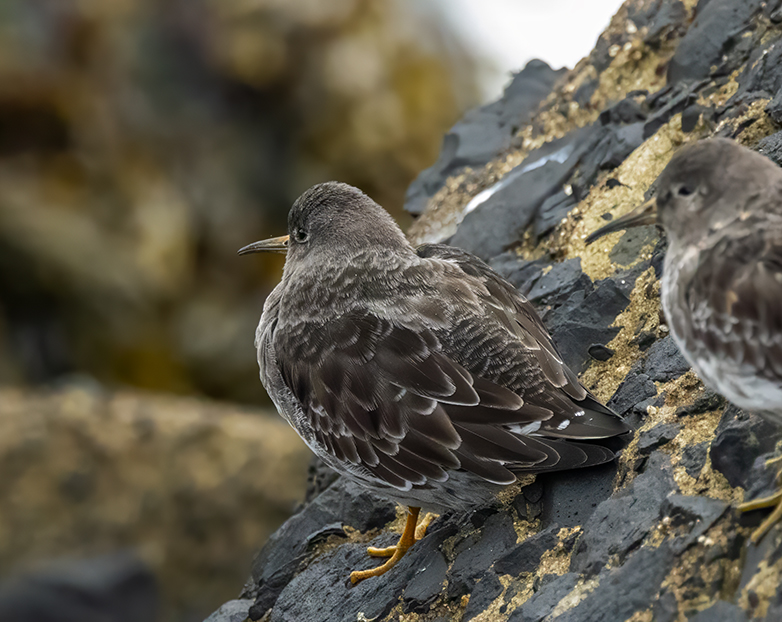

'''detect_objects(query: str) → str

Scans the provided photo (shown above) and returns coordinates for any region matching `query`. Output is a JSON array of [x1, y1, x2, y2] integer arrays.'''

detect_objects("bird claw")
[[415, 512, 435, 541], [366, 545, 397, 558], [350, 507, 424, 584], [363, 512, 435, 559], [738, 463, 782, 544]]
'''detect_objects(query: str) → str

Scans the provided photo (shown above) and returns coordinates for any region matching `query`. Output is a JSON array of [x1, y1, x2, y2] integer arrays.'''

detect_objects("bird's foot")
[[365, 510, 435, 558], [764, 454, 782, 469], [738, 488, 782, 544], [350, 507, 422, 584], [415, 511, 435, 540]]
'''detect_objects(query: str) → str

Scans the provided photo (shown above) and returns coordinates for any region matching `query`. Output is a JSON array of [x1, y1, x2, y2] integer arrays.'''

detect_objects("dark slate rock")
[[573, 77, 598, 107], [643, 0, 688, 45], [645, 83, 677, 110], [495, 60, 568, 130], [632, 330, 657, 351], [269, 516, 454, 622], [513, 480, 544, 522], [608, 371, 658, 416], [689, 601, 748, 622], [0, 553, 158, 622], [764, 601, 782, 622], [588, 344, 614, 361], [553, 321, 622, 375], [589, 26, 626, 74], [507, 573, 579, 622], [596, 122, 646, 170], [405, 60, 565, 215], [638, 423, 680, 455], [401, 549, 448, 613], [450, 129, 594, 260], [569, 123, 645, 200], [461, 573, 504, 622], [632, 394, 666, 424], [738, 527, 780, 594], [305, 522, 347, 547], [675, 389, 726, 417], [756, 131, 782, 168], [538, 461, 619, 531], [546, 277, 633, 374], [608, 225, 659, 267], [628, 0, 682, 32], [643, 87, 699, 139], [550, 545, 674, 622], [494, 525, 560, 576], [522, 479, 543, 504], [667, 0, 765, 83], [489, 254, 548, 297], [642, 336, 690, 382], [204, 599, 254, 622], [534, 190, 577, 238], [735, 39, 782, 100], [660, 494, 729, 553], [681, 442, 709, 478], [526, 258, 590, 307], [681, 104, 709, 132], [709, 405, 780, 489], [766, 89, 782, 125], [653, 588, 680, 622], [248, 478, 396, 618], [571, 453, 675, 575], [651, 235, 668, 278], [303, 456, 339, 504], [599, 96, 648, 126], [269, 536, 407, 622], [446, 512, 518, 598]]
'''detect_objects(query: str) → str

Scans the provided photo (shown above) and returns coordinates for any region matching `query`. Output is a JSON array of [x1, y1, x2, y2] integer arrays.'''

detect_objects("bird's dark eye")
[[293, 228, 308, 243], [677, 185, 694, 197]]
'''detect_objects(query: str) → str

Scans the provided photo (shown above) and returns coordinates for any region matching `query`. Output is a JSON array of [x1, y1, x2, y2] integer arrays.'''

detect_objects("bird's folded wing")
[[686, 229, 782, 379], [276, 306, 625, 491], [416, 244, 589, 400], [416, 244, 624, 433]]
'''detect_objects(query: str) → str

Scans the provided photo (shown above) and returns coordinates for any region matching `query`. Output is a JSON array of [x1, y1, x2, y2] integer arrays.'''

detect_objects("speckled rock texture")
[[209, 1, 782, 620]]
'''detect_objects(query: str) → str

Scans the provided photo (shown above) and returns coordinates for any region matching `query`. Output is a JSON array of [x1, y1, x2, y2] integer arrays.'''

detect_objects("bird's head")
[[586, 138, 781, 248], [238, 182, 409, 270]]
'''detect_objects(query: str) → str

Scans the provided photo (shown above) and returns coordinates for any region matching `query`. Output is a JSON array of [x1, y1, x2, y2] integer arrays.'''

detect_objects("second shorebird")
[[587, 137, 782, 542], [241, 182, 629, 583]]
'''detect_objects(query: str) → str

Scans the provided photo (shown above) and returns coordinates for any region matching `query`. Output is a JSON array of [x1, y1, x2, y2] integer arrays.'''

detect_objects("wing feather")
[[272, 245, 628, 492]]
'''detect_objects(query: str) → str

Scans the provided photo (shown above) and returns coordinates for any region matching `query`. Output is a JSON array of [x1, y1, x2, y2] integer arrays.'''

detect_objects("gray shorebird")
[[586, 137, 782, 542], [240, 182, 629, 583]]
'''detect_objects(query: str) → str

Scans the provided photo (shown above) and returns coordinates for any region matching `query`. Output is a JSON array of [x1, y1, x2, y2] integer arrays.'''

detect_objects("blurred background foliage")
[[0, 0, 481, 405]]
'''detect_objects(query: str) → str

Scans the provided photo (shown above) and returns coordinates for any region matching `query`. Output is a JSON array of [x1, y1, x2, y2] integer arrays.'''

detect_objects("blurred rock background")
[[0, 0, 484, 620], [0, 0, 480, 403]]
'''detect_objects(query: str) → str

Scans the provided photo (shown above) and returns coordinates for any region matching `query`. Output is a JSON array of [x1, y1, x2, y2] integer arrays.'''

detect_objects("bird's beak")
[[237, 235, 290, 255], [585, 197, 658, 245]]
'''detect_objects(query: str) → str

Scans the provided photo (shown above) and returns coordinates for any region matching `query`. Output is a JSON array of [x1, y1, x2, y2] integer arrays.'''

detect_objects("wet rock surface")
[[209, 0, 782, 620]]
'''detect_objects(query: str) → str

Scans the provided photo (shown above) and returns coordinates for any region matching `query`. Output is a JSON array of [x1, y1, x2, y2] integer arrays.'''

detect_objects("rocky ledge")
[[209, 0, 782, 620]]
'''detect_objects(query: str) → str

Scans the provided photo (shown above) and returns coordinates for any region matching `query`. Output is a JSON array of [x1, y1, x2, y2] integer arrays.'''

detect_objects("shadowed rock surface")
[[209, 0, 782, 620]]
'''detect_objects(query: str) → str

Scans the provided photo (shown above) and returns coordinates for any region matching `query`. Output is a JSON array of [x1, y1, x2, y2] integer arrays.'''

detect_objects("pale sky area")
[[437, 0, 627, 101]]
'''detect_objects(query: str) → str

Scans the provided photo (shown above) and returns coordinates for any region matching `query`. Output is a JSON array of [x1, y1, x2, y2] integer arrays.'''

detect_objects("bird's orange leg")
[[738, 457, 782, 543], [350, 507, 422, 584]]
